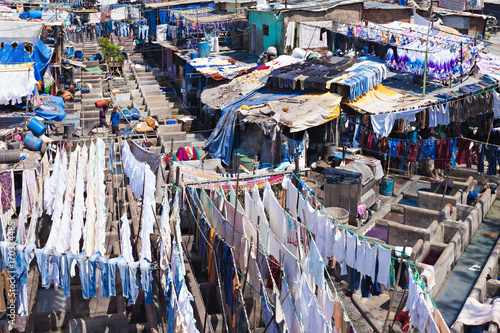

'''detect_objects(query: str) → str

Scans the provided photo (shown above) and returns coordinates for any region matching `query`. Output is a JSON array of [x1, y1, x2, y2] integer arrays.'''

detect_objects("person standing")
[[99, 103, 109, 129], [111, 107, 120, 134]]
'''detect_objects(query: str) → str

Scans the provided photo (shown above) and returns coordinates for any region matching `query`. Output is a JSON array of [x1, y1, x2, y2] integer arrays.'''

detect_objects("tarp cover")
[[35, 94, 66, 121], [0, 21, 43, 38], [0, 37, 53, 78], [240, 92, 341, 133], [204, 87, 306, 165], [322, 167, 362, 185]]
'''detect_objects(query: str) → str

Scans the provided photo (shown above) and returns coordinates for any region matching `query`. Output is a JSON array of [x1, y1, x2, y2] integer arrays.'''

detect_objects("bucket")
[[323, 143, 335, 160], [29, 10, 42, 19], [381, 176, 394, 196], [325, 207, 349, 224], [19, 11, 28, 19], [74, 50, 83, 59], [27, 118, 46, 137], [7, 140, 20, 150], [224, 37, 231, 47], [240, 157, 254, 171], [75, 126, 83, 136], [232, 148, 246, 169], [23, 133, 43, 151], [198, 42, 211, 58], [259, 163, 273, 170], [0, 150, 20, 164], [64, 124, 75, 137], [189, 51, 198, 60]]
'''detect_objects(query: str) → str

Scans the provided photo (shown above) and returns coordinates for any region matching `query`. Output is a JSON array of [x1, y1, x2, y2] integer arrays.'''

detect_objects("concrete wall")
[[417, 190, 461, 211], [248, 3, 362, 54], [248, 10, 283, 55], [402, 205, 441, 229], [422, 190, 493, 298], [362, 8, 412, 24], [386, 219, 432, 247]]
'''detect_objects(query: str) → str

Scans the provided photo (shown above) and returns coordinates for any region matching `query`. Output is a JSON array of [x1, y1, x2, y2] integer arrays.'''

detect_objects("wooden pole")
[[241, 237, 253, 295], [382, 241, 406, 333], [232, 172, 240, 246], [422, 0, 434, 97], [262, 289, 291, 333]]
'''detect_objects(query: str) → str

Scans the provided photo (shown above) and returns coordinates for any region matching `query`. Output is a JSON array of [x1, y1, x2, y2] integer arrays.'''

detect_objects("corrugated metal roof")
[[145, 0, 213, 9]]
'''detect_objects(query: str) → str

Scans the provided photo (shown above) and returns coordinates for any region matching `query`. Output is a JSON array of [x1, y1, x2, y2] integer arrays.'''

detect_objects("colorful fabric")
[[0, 172, 13, 214], [266, 255, 282, 290]]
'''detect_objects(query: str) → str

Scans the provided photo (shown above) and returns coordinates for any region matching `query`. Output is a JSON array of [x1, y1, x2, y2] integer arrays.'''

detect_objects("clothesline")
[[350, 119, 500, 150], [338, 21, 475, 46], [188, 181, 331, 330]]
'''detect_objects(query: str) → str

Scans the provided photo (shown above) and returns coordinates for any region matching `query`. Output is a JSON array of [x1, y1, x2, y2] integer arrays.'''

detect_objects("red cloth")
[[365, 132, 375, 153], [266, 255, 282, 290], [407, 141, 418, 162], [396, 140, 405, 157], [435, 139, 450, 170], [394, 311, 410, 333], [457, 137, 471, 167]]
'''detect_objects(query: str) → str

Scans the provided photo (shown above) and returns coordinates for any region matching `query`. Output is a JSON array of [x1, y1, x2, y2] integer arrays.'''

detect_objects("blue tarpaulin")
[[35, 94, 66, 122], [203, 87, 306, 165], [0, 38, 53, 80]]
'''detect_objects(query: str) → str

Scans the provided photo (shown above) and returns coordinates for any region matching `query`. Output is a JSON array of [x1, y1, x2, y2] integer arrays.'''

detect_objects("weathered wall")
[[248, 10, 283, 55], [362, 8, 412, 24]]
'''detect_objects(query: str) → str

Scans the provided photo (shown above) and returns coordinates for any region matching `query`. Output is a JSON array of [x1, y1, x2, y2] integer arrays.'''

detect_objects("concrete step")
[[142, 90, 162, 97], [82, 60, 99, 67], [144, 95, 167, 104], [146, 101, 171, 111], [161, 140, 191, 153], [140, 84, 161, 92], [81, 111, 100, 118], [149, 107, 172, 118], [158, 132, 187, 146], [157, 123, 183, 133]]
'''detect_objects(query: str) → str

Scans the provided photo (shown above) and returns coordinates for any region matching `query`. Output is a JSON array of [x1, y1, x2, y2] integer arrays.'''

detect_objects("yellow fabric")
[[345, 84, 402, 111]]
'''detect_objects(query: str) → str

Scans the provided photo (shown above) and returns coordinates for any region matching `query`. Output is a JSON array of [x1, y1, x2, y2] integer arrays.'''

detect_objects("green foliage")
[[98, 38, 125, 64]]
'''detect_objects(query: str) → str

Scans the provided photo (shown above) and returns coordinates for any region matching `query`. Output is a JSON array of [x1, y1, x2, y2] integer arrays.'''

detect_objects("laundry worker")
[[110, 107, 120, 134], [99, 103, 109, 129]]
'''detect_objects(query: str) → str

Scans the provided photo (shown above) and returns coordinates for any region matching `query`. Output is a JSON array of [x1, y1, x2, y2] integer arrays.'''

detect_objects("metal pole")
[[422, 0, 434, 97]]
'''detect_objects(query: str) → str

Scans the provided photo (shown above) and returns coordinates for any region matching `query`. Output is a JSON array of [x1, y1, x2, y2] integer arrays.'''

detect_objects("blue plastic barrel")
[[198, 42, 210, 58], [258, 163, 273, 170], [189, 51, 198, 60], [224, 37, 231, 46], [19, 11, 28, 19], [27, 118, 46, 137], [29, 10, 42, 19], [24, 133, 43, 151], [381, 176, 394, 196], [166, 120, 176, 125]]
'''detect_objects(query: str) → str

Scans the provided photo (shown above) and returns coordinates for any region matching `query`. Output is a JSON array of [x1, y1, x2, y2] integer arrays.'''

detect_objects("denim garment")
[[114, 255, 129, 298], [97, 256, 110, 298], [88, 251, 101, 298], [108, 257, 118, 297], [62, 251, 77, 297], [140, 259, 153, 305], [128, 261, 141, 305], [76, 250, 89, 299]]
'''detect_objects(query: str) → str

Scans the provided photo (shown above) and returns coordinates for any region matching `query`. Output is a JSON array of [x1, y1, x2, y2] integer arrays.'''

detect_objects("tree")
[[98, 38, 125, 64]]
